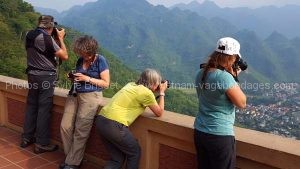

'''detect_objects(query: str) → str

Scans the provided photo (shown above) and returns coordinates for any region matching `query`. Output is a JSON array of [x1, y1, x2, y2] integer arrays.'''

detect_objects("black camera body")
[[51, 27, 66, 47], [68, 84, 77, 97], [67, 70, 78, 97], [155, 80, 170, 93], [233, 58, 248, 71], [51, 27, 65, 37], [67, 71, 77, 80], [52, 27, 66, 66], [199, 58, 247, 82], [161, 80, 171, 88], [200, 58, 248, 71]]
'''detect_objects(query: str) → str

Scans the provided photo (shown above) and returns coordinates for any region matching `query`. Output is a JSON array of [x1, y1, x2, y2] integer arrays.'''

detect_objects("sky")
[[24, 0, 300, 12]]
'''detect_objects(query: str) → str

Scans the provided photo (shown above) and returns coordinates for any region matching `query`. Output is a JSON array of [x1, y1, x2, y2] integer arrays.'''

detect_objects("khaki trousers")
[[60, 91, 102, 165]]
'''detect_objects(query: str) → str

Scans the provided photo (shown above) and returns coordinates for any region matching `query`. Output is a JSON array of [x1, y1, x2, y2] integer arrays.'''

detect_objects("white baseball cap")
[[215, 37, 242, 58]]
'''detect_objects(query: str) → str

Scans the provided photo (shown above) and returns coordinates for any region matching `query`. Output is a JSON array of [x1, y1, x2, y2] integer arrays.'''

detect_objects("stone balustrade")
[[0, 75, 299, 169]]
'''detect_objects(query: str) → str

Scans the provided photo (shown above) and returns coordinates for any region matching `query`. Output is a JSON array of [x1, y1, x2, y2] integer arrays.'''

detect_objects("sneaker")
[[20, 138, 35, 148], [34, 143, 58, 154], [63, 165, 79, 169], [59, 158, 84, 169]]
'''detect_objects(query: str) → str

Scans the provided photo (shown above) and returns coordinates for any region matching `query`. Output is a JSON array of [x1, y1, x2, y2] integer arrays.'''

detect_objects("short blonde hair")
[[136, 68, 162, 89]]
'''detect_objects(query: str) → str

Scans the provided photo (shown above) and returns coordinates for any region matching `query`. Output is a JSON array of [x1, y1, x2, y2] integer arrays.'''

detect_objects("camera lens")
[[233, 59, 247, 71], [161, 80, 170, 88]]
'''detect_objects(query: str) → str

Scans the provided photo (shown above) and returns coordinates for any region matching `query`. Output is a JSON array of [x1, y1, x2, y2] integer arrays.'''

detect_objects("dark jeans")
[[194, 130, 236, 169], [95, 115, 141, 169], [22, 74, 56, 145]]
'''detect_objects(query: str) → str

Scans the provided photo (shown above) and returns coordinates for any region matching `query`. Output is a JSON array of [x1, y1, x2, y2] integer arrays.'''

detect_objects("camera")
[[67, 71, 76, 80], [200, 58, 248, 71], [155, 80, 170, 92], [67, 70, 77, 97], [161, 80, 171, 88], [233, 58, 248, 71], [52, 26, 66, 66], [51, 26, 66, 47], [68, 84, 77, 97]]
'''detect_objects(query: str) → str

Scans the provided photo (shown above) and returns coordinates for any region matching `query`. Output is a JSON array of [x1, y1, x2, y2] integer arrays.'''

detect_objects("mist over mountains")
[[36, 0, 300, 83], [172, 0, 300, 39]]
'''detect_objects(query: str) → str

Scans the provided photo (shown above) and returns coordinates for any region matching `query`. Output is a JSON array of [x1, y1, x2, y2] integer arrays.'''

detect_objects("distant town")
[[236, 83, 300, 140]]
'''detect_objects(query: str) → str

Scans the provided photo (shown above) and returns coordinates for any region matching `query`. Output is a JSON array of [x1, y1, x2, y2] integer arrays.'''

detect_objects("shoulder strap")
[[75, 57, 83, 70]]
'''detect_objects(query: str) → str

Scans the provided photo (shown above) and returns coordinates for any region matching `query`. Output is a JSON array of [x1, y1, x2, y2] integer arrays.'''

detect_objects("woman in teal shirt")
[[194, 37, 247, 169]]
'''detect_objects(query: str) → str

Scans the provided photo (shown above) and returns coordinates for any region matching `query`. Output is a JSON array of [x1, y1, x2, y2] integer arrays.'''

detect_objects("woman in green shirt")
[[95, 68, 168, 169]]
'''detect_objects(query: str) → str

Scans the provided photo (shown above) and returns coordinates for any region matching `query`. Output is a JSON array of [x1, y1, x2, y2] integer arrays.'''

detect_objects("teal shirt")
[[194, 69, 237, 136]]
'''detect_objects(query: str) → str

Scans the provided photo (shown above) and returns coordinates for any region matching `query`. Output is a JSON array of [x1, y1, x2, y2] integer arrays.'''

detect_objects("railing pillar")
[[0, 90, 8, 126]]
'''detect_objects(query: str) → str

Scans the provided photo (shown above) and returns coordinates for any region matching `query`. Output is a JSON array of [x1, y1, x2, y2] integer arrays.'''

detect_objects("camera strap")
[[233, 69, 239, 82], [200, 63, 239, 83], [216, 65, 239, 82]]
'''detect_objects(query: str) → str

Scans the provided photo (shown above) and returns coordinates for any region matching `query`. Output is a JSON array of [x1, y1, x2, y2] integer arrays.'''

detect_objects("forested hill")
[[52, 0, 300, 83], [0, 0, 137, 96], [0, 0, 34, 79], [0, 0, 198, 116]]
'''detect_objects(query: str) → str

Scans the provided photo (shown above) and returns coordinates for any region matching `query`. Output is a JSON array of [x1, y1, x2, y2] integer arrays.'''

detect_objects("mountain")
[[172, 1, 300, 39], [57, 0, 242, 83], [52, 0, 300, 84], [264, 32, 300, 82], [34, 6, 60, 17]]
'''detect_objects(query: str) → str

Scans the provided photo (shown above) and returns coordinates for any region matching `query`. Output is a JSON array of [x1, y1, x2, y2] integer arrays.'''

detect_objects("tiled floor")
[[0, 127, 100, 169]]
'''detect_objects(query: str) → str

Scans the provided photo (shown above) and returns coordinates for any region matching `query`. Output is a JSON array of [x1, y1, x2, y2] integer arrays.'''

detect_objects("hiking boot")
[[20, 138, 35, 148], [34, 143, 58, 154]]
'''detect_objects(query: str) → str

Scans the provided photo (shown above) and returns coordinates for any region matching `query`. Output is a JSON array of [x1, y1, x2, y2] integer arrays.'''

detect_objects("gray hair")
[[73, 35, 99, 56], [136, 68, 162, 89]]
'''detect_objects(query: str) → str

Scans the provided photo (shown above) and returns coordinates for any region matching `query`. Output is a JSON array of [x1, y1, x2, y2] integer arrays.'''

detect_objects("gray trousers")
[[95, 115, 141, 169], [22, 74, 56, 145], [60, 91, 102, 165]]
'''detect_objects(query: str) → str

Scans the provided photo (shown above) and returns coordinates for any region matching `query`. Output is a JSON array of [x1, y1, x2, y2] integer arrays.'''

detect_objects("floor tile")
[[0, 139, 10, 148], [0, 156, 12, 167], [39, 150, 65, 162], [0, 127, 103, 169], [4, 135, 21, 146], [35, 163, 59, 169], [16, 156, 50, 169], [0, 164, 22, 169], [3, 150, 36, 163], [0, 128, 18, 139], [0, 144, 22, 156], [81, 162, 101, 169]]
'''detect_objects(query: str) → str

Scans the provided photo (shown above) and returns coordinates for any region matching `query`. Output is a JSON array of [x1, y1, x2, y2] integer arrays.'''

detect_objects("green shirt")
[[99, 82, 157, 126]]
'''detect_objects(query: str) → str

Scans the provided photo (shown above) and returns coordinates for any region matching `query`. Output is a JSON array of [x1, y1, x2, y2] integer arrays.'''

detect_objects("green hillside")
[[0, 0, 137, 97]]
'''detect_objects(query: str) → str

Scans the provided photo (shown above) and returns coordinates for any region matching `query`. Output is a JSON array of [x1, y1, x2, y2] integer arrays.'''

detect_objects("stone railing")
[[0, 75, 300, 169]]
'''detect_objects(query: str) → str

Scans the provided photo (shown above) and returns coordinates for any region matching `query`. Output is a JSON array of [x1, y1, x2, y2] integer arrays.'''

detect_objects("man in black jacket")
[[20, 15, 68, 154]]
